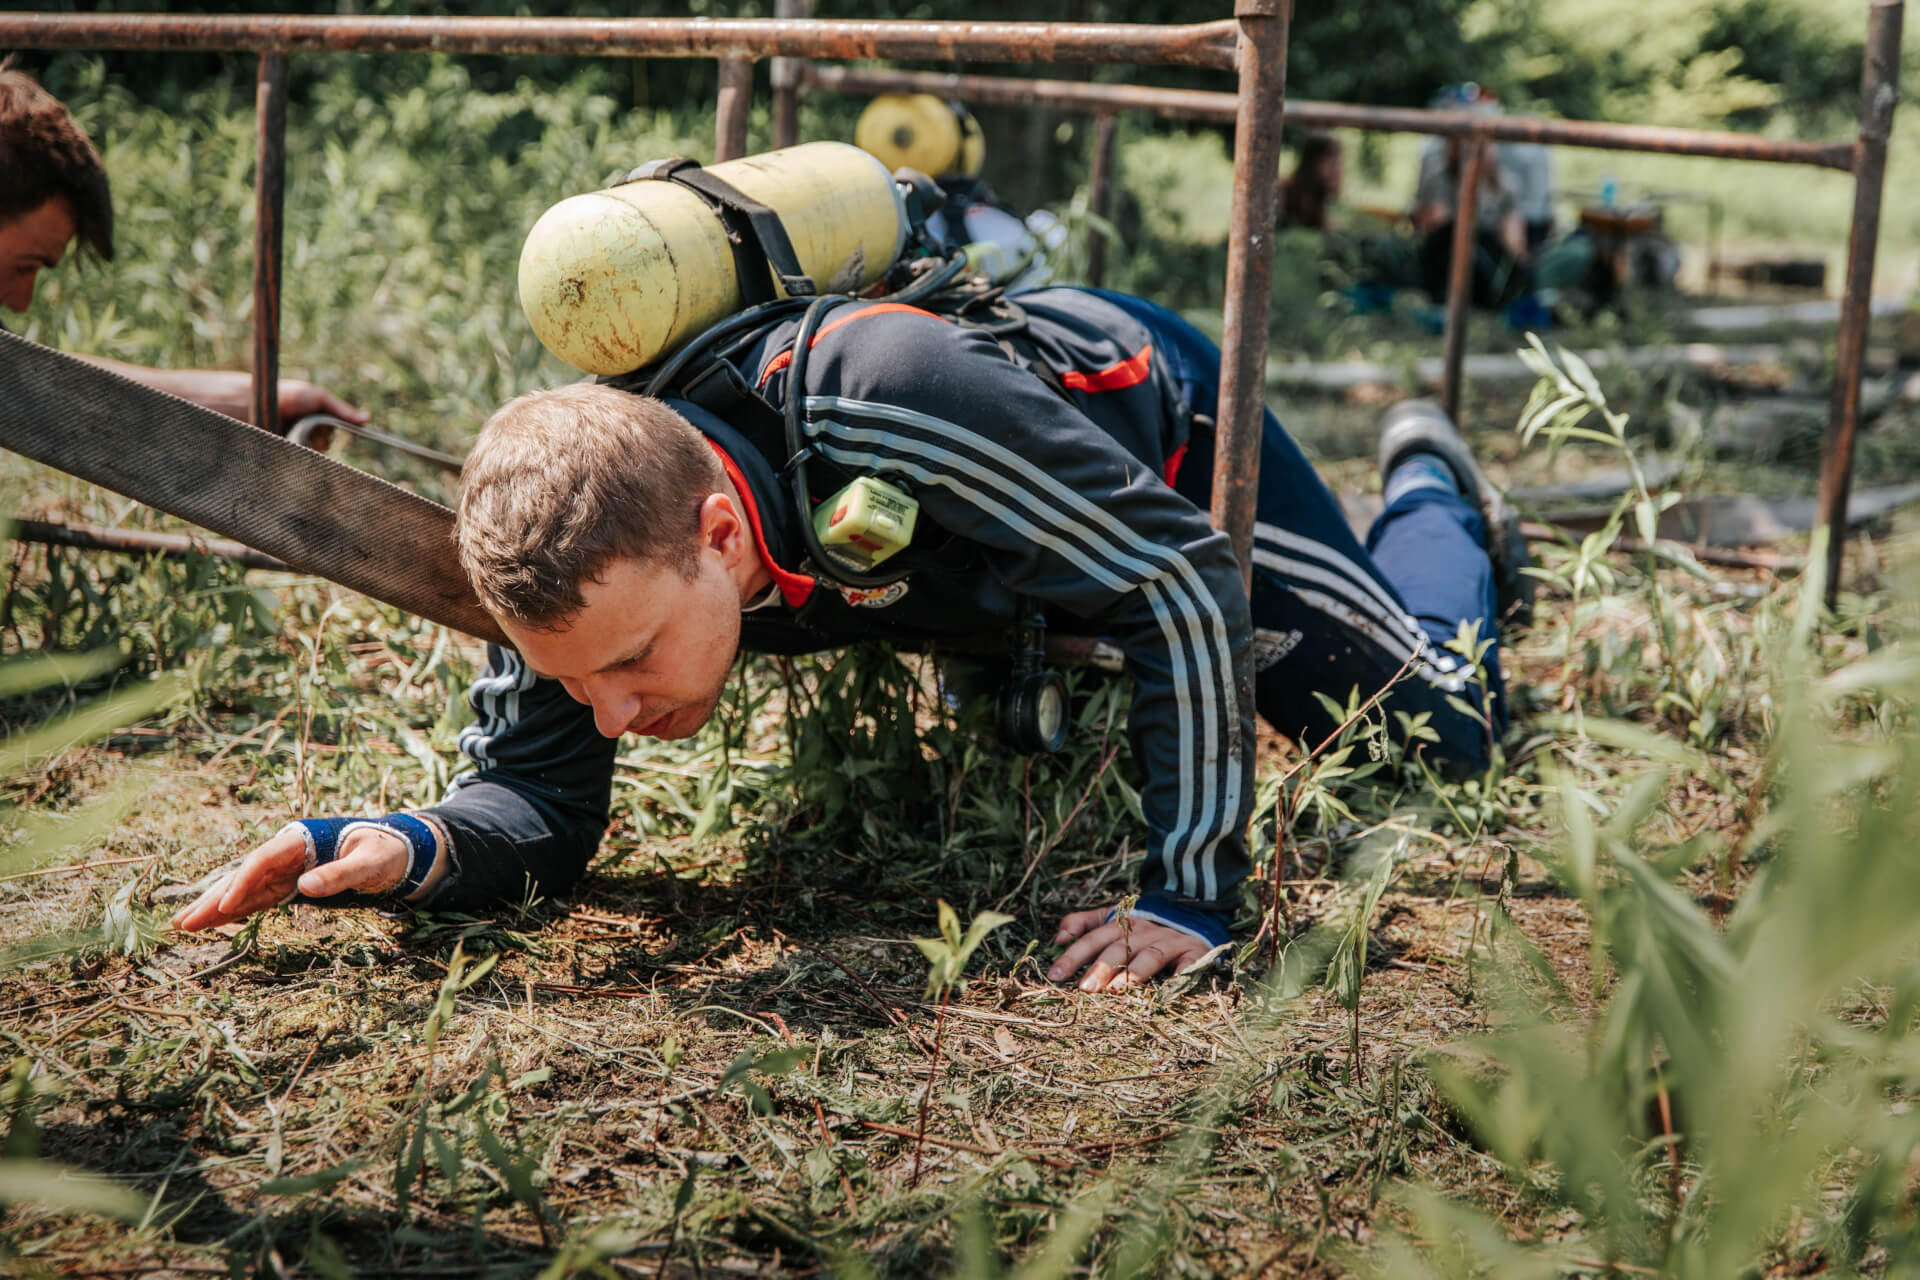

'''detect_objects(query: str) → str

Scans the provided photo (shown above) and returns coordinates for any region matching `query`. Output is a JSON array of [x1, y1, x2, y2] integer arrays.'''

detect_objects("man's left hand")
[[1049, 909, 1214, 992]]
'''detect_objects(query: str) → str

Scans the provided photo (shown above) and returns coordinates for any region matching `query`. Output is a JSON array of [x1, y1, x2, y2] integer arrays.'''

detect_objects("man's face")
[[0, 197, 76, 312], [499, 507, 755, 741]]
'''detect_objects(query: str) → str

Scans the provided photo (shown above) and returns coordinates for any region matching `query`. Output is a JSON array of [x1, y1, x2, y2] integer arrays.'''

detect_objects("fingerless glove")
[[280, 813, 438, 909]]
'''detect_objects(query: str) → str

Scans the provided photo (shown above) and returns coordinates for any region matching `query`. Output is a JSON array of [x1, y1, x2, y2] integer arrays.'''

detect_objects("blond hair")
[[457, 383, 725, 628]]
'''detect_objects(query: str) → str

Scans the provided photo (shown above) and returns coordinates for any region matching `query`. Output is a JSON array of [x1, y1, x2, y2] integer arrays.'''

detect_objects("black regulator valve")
[[996, 600, 1070, 755], [892, 166, 948, 243]]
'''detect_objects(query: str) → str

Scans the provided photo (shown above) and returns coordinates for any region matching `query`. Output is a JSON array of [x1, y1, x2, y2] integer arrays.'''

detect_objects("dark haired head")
[[0, 62, 114, 261]]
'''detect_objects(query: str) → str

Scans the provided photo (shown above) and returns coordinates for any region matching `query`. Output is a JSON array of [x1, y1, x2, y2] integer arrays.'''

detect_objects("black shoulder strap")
[[669, 347, 857, 524], [675, 354, 790, 468], [621, 157, 817, 306]]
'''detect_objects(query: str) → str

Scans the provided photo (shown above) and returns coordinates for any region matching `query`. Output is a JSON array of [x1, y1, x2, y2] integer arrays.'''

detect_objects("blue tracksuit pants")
[[1092, 290, 1506, 771]]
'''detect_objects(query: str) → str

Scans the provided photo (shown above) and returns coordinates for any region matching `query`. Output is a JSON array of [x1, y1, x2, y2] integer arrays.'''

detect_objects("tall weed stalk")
[[1386, 529, 1920, 1272]]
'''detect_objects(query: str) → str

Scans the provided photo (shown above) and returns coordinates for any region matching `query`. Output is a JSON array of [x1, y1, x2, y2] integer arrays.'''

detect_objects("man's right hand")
[[171, 824, 410, 932]]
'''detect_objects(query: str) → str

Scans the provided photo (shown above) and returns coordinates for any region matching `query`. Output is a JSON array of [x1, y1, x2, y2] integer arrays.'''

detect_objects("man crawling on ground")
[[172, 287, 1525, 991]]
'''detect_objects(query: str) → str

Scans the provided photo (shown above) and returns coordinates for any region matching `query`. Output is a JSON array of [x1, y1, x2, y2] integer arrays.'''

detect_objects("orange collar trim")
[[708, 440, 815, 609]]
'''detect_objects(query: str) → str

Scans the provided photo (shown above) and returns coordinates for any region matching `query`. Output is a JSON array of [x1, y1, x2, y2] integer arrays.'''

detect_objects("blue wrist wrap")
[[1109, 893, 1234, 952], [282, 813, 438, 908]]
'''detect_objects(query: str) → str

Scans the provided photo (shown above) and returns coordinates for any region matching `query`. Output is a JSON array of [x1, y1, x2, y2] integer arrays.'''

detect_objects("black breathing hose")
[[642, 295, 812, 398], [632, 249, 973, 591], [783, 292, 920, 590]]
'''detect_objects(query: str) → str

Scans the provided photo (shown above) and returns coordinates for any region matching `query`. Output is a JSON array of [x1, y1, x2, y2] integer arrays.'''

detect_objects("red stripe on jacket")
[[707, 441, 814, 608], [757, 303, 944, 386], [1060, 342, 1153, 394], [1162, 442, 1189, 489]]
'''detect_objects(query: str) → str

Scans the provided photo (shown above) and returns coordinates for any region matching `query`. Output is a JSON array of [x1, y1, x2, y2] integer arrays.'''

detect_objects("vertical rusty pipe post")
[[1818, 0, 1903, 606], [1438, 133, 1486, 425], [715, 56, 753, 161], [770, 0, 810, 150], [250, 52, 288, 435], [1085, 111, 1118, 288], [1212, 0, 1292, 590], [1706, 196, 1722, 286]]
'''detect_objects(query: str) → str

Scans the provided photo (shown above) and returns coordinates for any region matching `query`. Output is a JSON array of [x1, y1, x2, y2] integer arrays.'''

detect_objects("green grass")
[[3, 57, 1920, 1279]]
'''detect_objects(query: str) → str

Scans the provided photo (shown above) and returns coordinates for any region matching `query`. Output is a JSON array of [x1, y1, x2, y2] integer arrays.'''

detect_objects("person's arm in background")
[[1501, 208, 1530, 263], [1409, 140, 1454, 235], [72, 354, 367, 428]]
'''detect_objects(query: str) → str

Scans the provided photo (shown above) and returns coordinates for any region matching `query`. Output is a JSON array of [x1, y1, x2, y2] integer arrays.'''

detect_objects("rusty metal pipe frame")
[[1212, 0, 1292, 591], [1818, 0, 1904, 607], [805, 65, 1859, 171], [1085, 112, 1119, 288], [0, 14, 1240, 69], [715, 57, 754, 161], [769, 0, 812, 150], [1439, 140, 1487, 425], [15, 6, 1889, 604], [10, 519, 291, 572], [250, 53, 287, 437]]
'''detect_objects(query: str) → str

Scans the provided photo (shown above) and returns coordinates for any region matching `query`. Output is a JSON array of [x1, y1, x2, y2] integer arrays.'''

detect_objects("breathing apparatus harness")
[[608, 160, 1071, 753]]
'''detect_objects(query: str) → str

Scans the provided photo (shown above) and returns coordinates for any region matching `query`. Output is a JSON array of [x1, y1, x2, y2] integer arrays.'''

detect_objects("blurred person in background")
[[1279, 132, 1343, 232], [1410, 85, 1532, 309], [1501, 138, 1556, 253], [0, 61, 364, 428]]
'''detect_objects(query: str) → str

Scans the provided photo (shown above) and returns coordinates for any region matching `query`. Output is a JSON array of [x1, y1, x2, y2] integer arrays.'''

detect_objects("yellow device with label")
[[812, 476, 919, 573]]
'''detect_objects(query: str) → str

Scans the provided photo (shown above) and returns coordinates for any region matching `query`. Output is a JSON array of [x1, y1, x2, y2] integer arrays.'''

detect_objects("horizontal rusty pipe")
[[1291, 100, 1856, 171], [810, 63, 1239, 120], [1518, 521, 1801, 574], [0, 14, 1239, 70], [10, 518, 290, 572], [808, 65, 1859, 171], [9, 516, 1133, 667]]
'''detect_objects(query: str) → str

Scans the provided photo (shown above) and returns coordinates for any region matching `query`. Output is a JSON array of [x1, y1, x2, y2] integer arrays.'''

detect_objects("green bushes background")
[[13, 0, 1915, 367]]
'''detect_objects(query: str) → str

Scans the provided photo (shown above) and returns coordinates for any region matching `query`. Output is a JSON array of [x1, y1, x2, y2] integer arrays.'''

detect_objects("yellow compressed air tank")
[[854, 94, 985, 179], [518, 141, 907, 376]]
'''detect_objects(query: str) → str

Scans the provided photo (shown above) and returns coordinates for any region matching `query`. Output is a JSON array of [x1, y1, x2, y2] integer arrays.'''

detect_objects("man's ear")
[[698, 490, 751, 567]]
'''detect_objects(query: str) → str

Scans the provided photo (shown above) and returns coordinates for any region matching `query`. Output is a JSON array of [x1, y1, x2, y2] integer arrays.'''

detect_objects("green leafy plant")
[[1383, 540, 1920, 1275], [1322, 841, 1401, 1083], [910, 901, 1014, 1187], [914, 900, 1016, 1002]]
